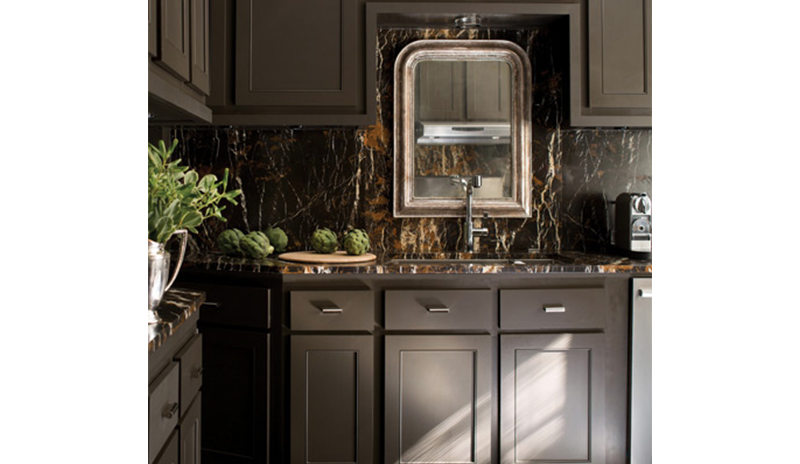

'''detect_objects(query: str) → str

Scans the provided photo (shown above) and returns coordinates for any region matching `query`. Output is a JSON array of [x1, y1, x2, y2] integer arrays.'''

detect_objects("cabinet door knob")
[[192, 367, 204, 378], [163, 402, 179, 419], [543, 305, 566, 313], [426, 306, 450, 313]]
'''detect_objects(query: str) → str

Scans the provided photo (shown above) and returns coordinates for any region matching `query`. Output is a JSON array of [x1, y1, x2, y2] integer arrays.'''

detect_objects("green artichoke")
[[311, 228, 338, 254], [240, 231, 275, 259], [217, 228, 245, 256], [343, 229, 370, 256], [264, 227, 288, 252]]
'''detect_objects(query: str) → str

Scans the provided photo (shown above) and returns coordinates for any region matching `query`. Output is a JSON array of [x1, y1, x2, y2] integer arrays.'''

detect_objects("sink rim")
[[387, 257, 565, 266]]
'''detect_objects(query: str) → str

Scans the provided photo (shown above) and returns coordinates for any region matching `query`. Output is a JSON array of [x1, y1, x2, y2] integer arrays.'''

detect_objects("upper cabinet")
[[209, 0, 371, 126], [572, 0, 652, 127], [148, 0, 212, 123]]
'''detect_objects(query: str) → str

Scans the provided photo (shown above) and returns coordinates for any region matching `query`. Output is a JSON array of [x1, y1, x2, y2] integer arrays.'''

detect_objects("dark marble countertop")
[[182, 250, 652, 275], [148, 288, 206, 353]]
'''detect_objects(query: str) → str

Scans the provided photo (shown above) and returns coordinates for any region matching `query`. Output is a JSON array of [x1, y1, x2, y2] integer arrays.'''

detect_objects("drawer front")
[[385, 289, 492, 331], [500, 288, 606, 330], [291, 290, 373, 331], [153, 429, 179, 464], [149, 361, 180, 464], [187, 282, 270, 329], [175, 333, 203, 415]]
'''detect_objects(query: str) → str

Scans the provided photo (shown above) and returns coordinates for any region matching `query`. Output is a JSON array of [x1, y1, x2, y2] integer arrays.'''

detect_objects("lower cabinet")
[[385, 335, 492, 464], [200, 327, 270, 464], [290, 335, 374, 464], [150, 325, 204, 464], [154, 430, 180, 464], [500, 334, 606, 464], [180, 393, 203, 464]]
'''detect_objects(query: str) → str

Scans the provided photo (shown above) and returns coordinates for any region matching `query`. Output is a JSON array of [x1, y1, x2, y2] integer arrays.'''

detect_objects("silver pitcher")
[[148, 230, 188, 323]]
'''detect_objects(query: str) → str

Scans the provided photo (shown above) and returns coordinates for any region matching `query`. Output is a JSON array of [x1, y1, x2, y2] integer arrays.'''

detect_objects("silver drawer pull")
[[319, 306, 343, 314], [638, 288, 652, 299], [192, 367, 204, 378], [543, 305, 566, 313], [163, 402, 179, 419], [426, 306, 450, 313]]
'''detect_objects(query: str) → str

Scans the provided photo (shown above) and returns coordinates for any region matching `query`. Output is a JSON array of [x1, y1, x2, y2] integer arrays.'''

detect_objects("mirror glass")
[[394, 40, 532, 217], [414, 60, 512, 199]]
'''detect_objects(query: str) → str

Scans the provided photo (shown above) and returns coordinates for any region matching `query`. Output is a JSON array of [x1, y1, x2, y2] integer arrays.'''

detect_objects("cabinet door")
[[417, 61, 465, 121], [291, 336, 373, 464], [500, 334, 606, 464], [188, 0, 210, 95], [160, 0, 191, 80], [588, 0, 651, 110], [200, 327, 269, 464], [385, 335, 491, 464], [235, 0, 358, 107], [180, 393, 202, 464], [155, 430, 180, 464], [465, 61, 510, 122], [149, 0, 158, 57]]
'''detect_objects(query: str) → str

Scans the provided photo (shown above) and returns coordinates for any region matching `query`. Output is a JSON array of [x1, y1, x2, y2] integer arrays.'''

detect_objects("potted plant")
[[148, 139, 241, 322]]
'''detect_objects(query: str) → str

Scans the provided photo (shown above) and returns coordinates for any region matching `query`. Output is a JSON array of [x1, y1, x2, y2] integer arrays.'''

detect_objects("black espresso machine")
[[614, 192, 652, 258]]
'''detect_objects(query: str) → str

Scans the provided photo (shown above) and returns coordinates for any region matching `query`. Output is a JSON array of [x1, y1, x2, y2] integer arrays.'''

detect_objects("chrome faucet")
[[450, 175, 489, 253]]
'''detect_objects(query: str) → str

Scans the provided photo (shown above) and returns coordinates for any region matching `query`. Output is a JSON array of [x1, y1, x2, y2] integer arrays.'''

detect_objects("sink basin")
[[388, 257, 563, 266]]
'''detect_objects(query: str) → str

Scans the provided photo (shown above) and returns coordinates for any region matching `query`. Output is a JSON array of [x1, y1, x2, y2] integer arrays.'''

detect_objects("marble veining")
[[182, 250, 651, 276], [169, 27, 651, 257], [148, 288, 205, 353]]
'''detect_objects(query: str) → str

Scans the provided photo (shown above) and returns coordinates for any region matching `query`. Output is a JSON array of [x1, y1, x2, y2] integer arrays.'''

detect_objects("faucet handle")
[[472, 175, 482, 188]]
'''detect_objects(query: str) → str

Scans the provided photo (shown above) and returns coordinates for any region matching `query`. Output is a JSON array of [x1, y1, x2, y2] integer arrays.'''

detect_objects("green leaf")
[[180, 210, 203, 229], [184, 170, 198, 186]]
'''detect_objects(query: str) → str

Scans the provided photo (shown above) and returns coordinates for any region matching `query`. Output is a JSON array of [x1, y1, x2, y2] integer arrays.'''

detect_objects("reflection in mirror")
[[394, 40, 531, 217]]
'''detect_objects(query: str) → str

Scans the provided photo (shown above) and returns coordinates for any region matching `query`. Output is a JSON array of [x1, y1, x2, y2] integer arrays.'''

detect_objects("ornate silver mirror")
[[394, 39, 532, 217]]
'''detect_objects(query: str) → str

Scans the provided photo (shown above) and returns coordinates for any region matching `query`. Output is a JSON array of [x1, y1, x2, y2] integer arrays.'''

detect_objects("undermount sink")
[[388, 256, 566, 266]]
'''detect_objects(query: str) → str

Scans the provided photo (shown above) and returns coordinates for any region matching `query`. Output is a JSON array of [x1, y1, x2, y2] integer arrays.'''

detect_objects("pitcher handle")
[[164, 229, 189, 293]]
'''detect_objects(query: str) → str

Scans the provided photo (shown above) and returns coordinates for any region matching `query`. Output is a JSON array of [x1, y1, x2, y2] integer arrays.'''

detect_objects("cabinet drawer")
[[153, 429, 179, 464], [149, 361, 180, 464], [190, 282, 270, 329], [175, 333, 203, 415], [500, 288, 606, 330], [291, 290, 373, 331], [385, 289, 492, 331]]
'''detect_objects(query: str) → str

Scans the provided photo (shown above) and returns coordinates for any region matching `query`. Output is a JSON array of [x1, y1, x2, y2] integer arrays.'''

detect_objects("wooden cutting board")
[[277, 251, 377, 264]]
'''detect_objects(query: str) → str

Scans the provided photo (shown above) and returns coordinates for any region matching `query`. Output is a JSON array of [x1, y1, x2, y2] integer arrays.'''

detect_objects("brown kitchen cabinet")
[[385, 335, 492, 464], [572, 0, 652, 126], [417, 61, 510, 122], [288, 289, 375, 464], [148, 0, 212, 123], [290, 336, 374, 464], [149, 312, 204, 464], [208, 0, 370, 125], [500, 333, 606, 464], [200, 327, 270, 464]]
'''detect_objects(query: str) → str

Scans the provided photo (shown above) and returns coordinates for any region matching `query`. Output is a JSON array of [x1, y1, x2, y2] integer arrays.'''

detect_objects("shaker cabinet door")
[[159, 0, 191, 81], [588, 0, 651, 110], [500, 333, 606, 464], [235, 0, 359, 108], [290, 335, 374, 464], [200, 328, 269, 464], [385, 335, 491, 464], [188, 0, 210, 95]]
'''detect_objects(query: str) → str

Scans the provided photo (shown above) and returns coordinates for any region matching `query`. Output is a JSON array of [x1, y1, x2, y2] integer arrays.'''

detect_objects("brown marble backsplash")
[[168, 28, 651, 255]]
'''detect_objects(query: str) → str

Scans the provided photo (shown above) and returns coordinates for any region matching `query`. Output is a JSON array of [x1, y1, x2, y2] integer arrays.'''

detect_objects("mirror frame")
[[393, 39, 532, 218]]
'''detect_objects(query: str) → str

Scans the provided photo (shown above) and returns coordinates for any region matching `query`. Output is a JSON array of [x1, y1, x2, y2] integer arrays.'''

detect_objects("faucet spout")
[[451, 175, 489, 252]]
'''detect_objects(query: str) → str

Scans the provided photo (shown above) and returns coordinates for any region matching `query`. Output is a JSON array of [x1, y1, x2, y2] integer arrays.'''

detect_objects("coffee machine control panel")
[[615, 192, 652, 256]]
